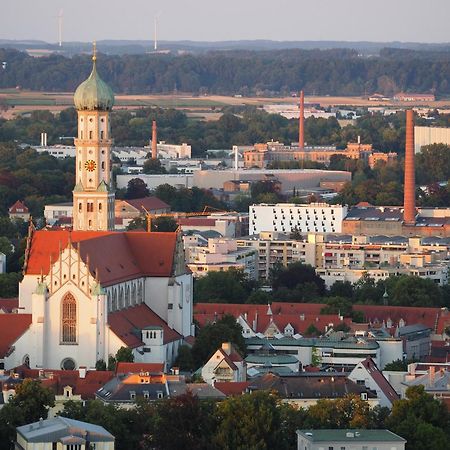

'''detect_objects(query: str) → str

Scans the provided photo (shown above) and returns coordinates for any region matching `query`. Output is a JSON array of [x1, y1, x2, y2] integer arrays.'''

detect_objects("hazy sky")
[[2, 0, 449, 43]]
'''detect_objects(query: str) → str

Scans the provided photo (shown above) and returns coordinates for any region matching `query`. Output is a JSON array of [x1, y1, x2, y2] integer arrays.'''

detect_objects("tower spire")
[[92, 41, 97, 63]]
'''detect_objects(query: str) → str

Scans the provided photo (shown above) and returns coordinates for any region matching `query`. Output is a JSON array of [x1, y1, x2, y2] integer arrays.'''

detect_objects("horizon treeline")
[[1, 47, 450, 96]]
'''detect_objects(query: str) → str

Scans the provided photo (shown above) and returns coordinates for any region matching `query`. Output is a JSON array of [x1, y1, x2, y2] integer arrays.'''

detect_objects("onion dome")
[[74, 44, 114, 111]]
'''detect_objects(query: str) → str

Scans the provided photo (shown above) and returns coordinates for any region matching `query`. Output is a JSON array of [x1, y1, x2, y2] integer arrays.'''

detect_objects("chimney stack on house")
[[403, 110, 416, 225], [152, 120, 158, 160], [299, 90, 305, 149]]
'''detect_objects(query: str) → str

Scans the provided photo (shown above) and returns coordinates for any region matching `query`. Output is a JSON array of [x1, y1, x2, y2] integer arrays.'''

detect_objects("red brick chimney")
[[152, 120, 157, 160], [403, 110, 416, 225], [299, 90, 305, 149]]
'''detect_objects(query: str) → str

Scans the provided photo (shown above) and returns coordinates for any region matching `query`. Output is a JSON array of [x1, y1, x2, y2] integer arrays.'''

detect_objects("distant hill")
[[1, 44, 450, 97], [1, 39, 450, 56]]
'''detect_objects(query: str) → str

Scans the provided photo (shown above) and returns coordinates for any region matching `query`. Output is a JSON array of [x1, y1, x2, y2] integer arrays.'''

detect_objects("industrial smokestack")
[[152, 120, 157, 160], [299, 90, 305, 149], [403, 110, 416, 225]]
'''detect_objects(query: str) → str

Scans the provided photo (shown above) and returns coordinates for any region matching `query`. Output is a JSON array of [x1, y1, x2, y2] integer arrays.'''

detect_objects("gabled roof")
[[123, 197, 170, 212], [248, 372, 375, 400], [108, 303, 182, 347], [14, 367, 114, 400], [214, 381, 250, 396], [25, 230, 178, 285], [213, 348, 239, 371], [0, 314, 32, 358], [115, 362, 164, 375], [194, 302, 346, 336], [359, 357, 399, 404], [9, 200, 29, 214], [354, 304, 440, 332]]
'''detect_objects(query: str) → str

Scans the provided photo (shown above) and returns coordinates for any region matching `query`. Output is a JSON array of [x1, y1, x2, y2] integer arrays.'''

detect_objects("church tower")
[[73, 43, 115, 231]]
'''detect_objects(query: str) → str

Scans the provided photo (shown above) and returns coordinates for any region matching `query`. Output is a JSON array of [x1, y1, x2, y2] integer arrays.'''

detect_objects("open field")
[[2, 90, 450, 119]]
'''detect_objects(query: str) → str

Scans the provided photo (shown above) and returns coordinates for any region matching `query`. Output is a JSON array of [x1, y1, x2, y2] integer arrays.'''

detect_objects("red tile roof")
[[108, 303, 182, 347], [125, 197, 170, 212], [194, 302, 346, 335], [115, 362, 165, 375], [353, 304, 441, 331], [0, 298, 19, 313], [15, 367, 114, 400], [9, 200, 29, 214], [0, 314, 32, 357], [25, 230, 178, 285], [214, 381, 250, 396], [360, 357, 399, 404]]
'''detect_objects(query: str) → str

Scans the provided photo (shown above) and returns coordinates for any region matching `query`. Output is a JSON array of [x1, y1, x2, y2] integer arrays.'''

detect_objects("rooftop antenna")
[[58, 9, 63, 47]]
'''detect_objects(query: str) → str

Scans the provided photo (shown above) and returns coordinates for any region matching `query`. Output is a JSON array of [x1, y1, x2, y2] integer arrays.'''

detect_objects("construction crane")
[[141, 205, 234, 233]]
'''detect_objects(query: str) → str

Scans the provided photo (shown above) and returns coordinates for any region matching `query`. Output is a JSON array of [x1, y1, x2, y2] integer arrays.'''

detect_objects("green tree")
[[191, 314, 245, 368], [125, 178, 150, 199], [305, 394, 375, 429], [390, 275, 443, 307], [0, 272, 22, 297], [271, 262, 325, 300], [386, 385, 450, 450], [142, 158, 166, 174], [95, 359, 107, 371], [115, 346, 134, 363], [214, 391, 286, 450], [194, 268, 252, 303], [151, 216, 178, 232], [143, 392, 217, 450], [174, 345, 195, 372], [0, 379, 55, 448]]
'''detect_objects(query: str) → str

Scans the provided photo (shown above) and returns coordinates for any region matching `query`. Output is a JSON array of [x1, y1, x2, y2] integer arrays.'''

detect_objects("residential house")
[[297, 429, 406, 450], [348, 357, 399, 408], [248, 373, 379, 409], [9, 201, 30, 221], [15, 417, 115, 450], [201, 342, 246, 385]]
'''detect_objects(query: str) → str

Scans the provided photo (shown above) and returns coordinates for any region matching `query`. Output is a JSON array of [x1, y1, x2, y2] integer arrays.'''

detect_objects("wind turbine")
[[58, 9, 63, 47]]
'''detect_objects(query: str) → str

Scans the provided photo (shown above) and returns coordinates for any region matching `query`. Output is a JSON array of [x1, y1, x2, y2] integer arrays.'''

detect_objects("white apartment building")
[[249, 203, 347, 235], [237, 231, 316, 280], [317, 264, 449, 288], [184, 237, 257, 279], [153, 141, 191, 159], [35, 145, 76, 158]]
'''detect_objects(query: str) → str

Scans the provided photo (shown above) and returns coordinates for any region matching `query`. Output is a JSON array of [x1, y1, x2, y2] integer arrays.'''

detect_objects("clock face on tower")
[[85, 160, 96, 172]]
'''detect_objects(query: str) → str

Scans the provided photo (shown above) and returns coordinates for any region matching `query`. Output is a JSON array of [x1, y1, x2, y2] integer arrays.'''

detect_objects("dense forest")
[[1, 47, 450, 96]]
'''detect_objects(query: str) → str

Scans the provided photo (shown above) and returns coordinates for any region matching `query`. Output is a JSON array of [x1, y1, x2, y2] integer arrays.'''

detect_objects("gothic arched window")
[[61, 293, 77, 344]]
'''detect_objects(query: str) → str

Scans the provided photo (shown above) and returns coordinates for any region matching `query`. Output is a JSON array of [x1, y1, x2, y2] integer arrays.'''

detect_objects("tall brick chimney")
[[299, 90, 305, 149], [403, 110, 416, 225], [151, 120, 157, 160]]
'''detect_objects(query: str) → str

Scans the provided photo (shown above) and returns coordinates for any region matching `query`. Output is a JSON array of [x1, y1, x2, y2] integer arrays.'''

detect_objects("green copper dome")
[[74, 57, 114, 111]]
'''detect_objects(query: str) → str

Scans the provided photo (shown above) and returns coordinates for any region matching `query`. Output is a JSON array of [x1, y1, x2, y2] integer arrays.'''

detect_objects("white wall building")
[[414, 125, 450, 153], [0, 252, 5, 274], [249, 203, 347, 235], [116, 173, 193, 190], [236, 231, 316, 280], [184, 237, 257, 279], [316, 264, 449, 288], [201, 342, 246, 385], [153, 141, 191, 159]]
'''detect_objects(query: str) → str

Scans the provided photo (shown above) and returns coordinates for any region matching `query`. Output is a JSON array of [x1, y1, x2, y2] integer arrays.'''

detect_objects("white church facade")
[[2, 47, 194, 372]]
